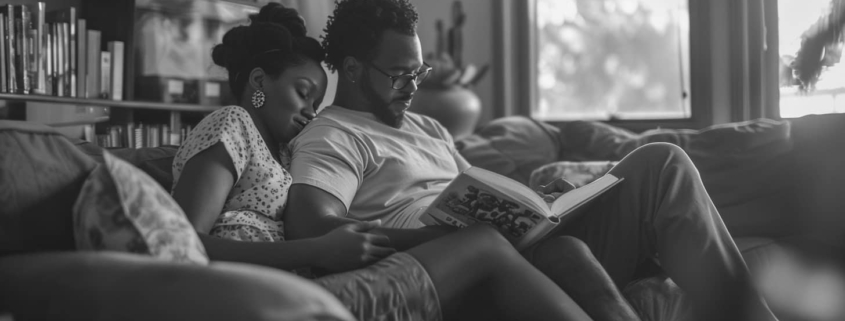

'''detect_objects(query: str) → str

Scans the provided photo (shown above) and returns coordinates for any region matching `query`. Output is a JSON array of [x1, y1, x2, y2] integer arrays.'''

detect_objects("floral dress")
[[172, 106, 290, 242]]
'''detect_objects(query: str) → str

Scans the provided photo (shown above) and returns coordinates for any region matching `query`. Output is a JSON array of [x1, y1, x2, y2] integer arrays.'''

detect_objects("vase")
[[410, 86, 482, 140]]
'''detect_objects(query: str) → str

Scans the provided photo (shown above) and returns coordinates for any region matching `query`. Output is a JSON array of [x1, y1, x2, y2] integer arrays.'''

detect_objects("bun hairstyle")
[[212, 3, 325, 100]]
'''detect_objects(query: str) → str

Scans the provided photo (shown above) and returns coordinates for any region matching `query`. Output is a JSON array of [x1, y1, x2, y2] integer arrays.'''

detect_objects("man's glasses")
[[366, 62, 432, 90]]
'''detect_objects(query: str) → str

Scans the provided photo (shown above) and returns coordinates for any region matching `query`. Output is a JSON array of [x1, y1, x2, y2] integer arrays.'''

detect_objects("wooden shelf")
[[0, 93, 221, 112]]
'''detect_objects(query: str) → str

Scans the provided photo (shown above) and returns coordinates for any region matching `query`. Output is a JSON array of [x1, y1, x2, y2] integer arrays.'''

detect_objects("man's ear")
[[248, 67, 265, 90], [342, 57, 362, 83]]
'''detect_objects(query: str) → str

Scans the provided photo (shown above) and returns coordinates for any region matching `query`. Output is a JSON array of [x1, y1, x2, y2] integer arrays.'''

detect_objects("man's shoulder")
[[292, 108, 363, 145]]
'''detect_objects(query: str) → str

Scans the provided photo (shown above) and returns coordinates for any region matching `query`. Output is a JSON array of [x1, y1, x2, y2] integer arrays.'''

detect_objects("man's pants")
[[552, 143, 766, 320]]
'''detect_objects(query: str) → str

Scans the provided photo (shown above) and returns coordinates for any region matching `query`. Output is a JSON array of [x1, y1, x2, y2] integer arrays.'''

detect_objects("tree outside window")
[[534, 0, 690, 121]]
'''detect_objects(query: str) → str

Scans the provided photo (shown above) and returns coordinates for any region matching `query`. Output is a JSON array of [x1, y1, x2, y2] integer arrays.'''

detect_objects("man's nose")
[[402, 78, 419, 94]]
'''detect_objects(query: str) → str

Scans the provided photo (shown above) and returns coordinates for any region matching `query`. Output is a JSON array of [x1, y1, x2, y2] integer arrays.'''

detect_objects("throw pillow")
[[73, 151, 208, 264]]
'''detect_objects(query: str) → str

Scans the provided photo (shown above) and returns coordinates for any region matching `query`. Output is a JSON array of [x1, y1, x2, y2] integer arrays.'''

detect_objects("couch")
[[0, 120, 355, 321], [458, 114, 845, 321], [2, 114, 844, 321]]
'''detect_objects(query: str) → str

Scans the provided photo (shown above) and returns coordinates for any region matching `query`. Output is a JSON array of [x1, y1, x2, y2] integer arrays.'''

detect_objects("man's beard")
[[360, 71, 405, 128]]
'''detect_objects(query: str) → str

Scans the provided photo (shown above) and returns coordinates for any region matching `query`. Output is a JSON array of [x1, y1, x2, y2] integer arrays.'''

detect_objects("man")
[[284, 0, 778, 320]]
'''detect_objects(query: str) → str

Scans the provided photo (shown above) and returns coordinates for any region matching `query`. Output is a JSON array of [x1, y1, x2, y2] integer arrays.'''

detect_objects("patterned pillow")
[[72, 151, 208, 265]]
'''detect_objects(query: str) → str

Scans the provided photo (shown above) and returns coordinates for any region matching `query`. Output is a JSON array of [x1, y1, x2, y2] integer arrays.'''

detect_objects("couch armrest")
[[0, 252, 354, 321]]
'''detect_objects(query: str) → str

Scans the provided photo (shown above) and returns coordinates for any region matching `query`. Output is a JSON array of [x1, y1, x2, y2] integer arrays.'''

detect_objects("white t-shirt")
[[289, 106, 471, 228]]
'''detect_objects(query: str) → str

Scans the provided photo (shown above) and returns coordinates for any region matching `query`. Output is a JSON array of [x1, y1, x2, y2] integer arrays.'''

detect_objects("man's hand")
[[535, 178, 576, 203], [313, 220, 396, 273]]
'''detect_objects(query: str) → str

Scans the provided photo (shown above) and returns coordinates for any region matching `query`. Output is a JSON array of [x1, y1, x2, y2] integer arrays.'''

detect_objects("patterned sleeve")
[[172, 107, 254, 188]]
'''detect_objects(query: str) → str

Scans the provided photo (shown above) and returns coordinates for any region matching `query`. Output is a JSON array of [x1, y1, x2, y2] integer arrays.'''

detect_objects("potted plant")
[[410, 1, 489, 140]]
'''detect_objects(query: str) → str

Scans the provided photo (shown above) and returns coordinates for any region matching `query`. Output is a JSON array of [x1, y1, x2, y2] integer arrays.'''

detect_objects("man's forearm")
[[292, 214, 453, 251], [371, 226, 456, 251]]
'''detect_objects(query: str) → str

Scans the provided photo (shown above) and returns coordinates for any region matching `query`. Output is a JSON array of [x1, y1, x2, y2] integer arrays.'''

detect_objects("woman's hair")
[[322, 0, 418, 72], [212, 3, 325, 100]]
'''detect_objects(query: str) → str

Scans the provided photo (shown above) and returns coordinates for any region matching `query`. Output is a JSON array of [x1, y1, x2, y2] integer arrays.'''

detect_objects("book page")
[[430, 172, 550, 242], [550, 174, 621, 217], [463, 167, 550, 216]]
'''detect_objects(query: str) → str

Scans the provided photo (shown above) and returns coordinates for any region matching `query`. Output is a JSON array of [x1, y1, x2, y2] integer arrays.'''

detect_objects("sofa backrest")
[[0, 120, 98, 256], [70, 138, 178, 190]]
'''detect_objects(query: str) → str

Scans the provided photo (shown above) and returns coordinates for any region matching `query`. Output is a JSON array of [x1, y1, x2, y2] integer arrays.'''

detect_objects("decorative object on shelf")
[[789, 0, 845, 92], [410, 0, 489, 141], [132, 0, 253, 106]]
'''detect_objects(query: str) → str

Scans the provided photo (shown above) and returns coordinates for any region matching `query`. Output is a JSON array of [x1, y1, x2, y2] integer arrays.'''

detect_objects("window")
[[533, 0, 690, 121], [778, 0, 845, 118]]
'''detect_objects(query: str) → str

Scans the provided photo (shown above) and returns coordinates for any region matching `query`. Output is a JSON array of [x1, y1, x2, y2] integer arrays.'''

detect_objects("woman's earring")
[[252, 89, 266, 109]]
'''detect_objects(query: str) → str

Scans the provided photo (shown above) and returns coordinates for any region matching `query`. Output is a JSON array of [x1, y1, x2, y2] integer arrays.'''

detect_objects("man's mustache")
[[393, 95, 414, 102]]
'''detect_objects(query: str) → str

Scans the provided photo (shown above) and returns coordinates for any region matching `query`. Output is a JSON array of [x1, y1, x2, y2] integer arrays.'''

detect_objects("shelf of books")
[[0, 93, 220, 112], [0, 0, 253, 149]]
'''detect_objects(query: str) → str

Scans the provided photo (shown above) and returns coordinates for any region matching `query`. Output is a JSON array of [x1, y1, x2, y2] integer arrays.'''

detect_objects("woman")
[[171, 3, 634, 321]]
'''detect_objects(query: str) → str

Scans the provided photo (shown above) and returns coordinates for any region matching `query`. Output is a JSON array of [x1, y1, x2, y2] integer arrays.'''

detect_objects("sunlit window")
[[779, 0, 845, 118], [533, 0, 690, 121]]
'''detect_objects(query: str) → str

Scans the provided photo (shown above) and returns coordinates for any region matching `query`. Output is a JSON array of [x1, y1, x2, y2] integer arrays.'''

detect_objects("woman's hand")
[[314, 220, 396, 273], [535, 178, 576, 203]]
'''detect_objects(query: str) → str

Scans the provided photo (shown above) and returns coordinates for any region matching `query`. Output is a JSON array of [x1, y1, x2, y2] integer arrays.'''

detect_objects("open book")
[[419, 167, 623, 251]]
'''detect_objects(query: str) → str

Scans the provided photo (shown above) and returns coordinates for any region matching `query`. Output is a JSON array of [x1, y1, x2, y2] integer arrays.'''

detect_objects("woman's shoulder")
[[177, 106, 260, 159], [201, 106, 253, 129], [190, 106, 257, 140]]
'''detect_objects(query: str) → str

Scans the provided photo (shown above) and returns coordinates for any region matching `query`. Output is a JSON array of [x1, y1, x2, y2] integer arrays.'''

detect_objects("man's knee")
[[530, 236, 597, 269], [464, 225, 520, 259], [621, 143, 695, 172]]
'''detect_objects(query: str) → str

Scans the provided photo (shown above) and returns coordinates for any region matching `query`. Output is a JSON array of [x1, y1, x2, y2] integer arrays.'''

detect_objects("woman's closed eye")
[[297, 88, 309, 100]]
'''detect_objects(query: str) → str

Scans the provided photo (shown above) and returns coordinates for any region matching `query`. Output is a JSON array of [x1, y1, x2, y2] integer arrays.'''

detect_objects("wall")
[[707, 0, 733, 125], [412, 0, 495, 125]]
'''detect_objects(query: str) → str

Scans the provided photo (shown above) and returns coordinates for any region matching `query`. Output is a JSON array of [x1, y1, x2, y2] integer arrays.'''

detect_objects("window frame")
[[497, 0, 719, 131]]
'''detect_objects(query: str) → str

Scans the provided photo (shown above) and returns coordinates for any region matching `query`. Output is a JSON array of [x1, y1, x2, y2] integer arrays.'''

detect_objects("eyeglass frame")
[[365, 61, 433, 90]]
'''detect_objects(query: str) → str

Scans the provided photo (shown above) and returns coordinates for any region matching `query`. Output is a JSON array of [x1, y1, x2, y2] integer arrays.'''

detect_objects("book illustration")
[[421, 166, 622, 250], [436, 184, 544, 238]]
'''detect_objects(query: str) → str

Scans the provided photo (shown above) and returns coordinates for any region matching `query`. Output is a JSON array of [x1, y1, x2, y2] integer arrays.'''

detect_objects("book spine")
[[85, 30, 99, 99], [51, 23, 58, 96], [16, 5, 29, 94], [0, 14, 6, 93], [83, 124, 94, 143], [27, 28, 36, 93], [45, 23, 51, 95], [61, 22, 68, 96], [109, 126, 119, 148], [5, 5, 16, 94], [100, 50, 109, 99], [76, 18, 85, 98], [67, 8, 75, 97], [55, 23, 63, 96], [33, 2, 45, 94], [126, 122, 135, 149], [134, 125, 143, 149], [162, 124, 170, 145], [107, 41, 123, 101]]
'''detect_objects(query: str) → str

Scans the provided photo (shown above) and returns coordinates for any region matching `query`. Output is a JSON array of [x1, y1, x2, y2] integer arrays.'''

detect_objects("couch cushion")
[[0, 120, 97, 256], [71, 138, 178, 190], [73, 151, 208, 264]]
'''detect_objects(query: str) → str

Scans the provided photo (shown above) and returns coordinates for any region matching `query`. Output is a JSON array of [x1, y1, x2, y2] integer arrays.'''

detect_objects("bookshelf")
[[0, 0, 257, 148], [0, 93, 220, 112]]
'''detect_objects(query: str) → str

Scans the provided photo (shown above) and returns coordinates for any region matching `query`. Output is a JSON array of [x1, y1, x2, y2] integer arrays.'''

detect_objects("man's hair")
[[322, 0, 419, 72]]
